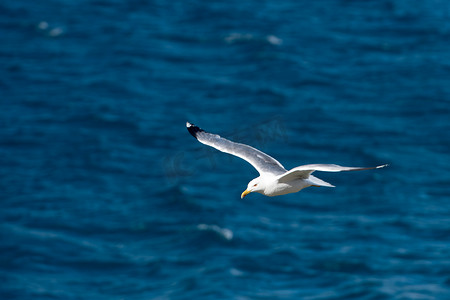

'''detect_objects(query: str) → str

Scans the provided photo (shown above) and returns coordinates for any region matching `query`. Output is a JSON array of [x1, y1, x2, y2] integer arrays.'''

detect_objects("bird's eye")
[[253, 184, 257, 187]]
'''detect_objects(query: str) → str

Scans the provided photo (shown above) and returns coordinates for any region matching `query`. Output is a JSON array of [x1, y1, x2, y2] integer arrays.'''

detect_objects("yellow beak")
[[241, 189, 251, 199]]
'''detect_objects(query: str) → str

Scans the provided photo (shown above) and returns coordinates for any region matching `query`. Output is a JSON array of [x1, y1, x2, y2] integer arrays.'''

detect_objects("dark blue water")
[[2, 1, 450, 299]]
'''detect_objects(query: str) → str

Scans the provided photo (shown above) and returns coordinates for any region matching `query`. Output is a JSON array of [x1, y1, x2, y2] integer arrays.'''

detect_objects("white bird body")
[[186, 122, 387, 198], [263, 178, 309, 197]]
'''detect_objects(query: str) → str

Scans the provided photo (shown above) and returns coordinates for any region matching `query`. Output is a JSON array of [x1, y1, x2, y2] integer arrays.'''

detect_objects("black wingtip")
[[186, 121, 203, 139]]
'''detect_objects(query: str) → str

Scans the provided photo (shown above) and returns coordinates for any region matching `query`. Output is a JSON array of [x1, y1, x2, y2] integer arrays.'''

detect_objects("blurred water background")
[[1, 0, 450, 299]]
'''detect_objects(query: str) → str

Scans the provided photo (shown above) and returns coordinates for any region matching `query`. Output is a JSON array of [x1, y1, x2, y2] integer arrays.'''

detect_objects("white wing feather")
[[187, 122, 287, 176], [278, 164, 388, 183]]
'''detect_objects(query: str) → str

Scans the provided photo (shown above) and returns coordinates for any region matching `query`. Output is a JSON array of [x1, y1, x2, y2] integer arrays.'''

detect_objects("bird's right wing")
[[186, 122, 287, 176]]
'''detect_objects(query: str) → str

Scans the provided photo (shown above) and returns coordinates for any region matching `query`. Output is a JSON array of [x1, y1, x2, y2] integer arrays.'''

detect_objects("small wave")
[[224, 33, 253, 44], [197, 224, 233, 241], [49, 27, 64, 37], [36, 21, 64, 37], [229, 268, 244, 277], [38, 21, 49, 30], [266, 35, 282, 45], [224, 33, 282, 45]]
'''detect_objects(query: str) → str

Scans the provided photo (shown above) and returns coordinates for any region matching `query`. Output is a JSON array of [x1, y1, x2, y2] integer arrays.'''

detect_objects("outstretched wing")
[[278, 164, 388, 183], [186, 122, 287, 176]]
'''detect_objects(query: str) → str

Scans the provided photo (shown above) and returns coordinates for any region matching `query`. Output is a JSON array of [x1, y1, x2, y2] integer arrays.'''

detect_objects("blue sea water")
[[1, 0, 450, 299]]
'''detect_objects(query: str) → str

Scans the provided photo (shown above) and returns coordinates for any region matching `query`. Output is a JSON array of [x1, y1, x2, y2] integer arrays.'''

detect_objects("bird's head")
[[241, 177, 264, 199]]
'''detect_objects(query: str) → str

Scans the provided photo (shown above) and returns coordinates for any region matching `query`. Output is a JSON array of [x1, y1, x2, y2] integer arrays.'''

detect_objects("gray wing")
[[278, 164, 388, 183], [186, 122, 286, 176]]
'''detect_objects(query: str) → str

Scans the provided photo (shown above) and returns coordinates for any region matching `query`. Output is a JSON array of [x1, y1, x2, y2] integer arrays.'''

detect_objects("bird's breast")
[[263, 179, 310, 197]]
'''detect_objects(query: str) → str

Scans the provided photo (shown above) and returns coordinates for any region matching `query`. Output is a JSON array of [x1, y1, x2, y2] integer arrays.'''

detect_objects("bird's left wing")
[[278, 164, 388, 183], [186, 122, 287, 176]]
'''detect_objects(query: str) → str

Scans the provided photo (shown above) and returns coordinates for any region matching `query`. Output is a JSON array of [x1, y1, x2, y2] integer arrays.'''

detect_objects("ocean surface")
[[2, 0, 450, 299]]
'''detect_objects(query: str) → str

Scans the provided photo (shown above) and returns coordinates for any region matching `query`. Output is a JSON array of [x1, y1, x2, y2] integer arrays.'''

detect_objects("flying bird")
[[186, 122, 387, 198]]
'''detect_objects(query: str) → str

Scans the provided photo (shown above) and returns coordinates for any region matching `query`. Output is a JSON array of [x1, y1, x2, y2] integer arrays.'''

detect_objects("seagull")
[[186, 122, 387, 198]]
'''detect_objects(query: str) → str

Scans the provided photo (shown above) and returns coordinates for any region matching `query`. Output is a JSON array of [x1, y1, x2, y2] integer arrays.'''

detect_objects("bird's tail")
[[308, 175, 335, 188]]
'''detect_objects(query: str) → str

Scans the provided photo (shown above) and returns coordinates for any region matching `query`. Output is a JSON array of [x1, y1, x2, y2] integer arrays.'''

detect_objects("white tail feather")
[[308, 175, 335, 187]]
